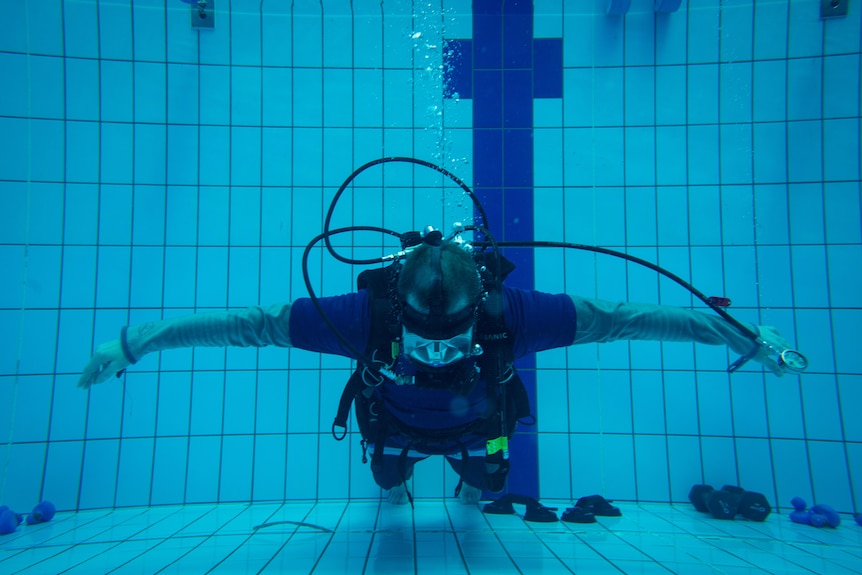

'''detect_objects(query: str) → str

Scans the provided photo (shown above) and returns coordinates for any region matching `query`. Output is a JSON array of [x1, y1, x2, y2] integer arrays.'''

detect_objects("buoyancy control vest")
[[332, 253, 533, 494]]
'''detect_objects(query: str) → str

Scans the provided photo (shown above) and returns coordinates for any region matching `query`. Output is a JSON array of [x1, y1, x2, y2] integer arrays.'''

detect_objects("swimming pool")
[[1, 0, 860, 572]]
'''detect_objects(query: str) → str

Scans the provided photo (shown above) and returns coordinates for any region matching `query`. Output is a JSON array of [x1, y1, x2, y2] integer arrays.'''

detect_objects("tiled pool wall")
[[0, 0, 860, 515]]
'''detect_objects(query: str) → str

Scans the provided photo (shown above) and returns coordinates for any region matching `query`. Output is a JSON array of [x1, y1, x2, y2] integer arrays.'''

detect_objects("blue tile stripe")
[[444, 2, 563, 499]]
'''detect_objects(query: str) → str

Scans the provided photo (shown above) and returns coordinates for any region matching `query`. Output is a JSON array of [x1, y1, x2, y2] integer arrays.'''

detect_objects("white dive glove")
[[77, 338, 131, 389]]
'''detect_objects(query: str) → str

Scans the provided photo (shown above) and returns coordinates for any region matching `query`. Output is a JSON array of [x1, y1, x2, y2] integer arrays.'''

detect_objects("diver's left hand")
[[750, 325, 793, 377]]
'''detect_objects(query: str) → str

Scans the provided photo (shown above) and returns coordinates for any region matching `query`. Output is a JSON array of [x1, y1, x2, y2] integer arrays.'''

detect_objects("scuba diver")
[[76, 158, 806, 506]]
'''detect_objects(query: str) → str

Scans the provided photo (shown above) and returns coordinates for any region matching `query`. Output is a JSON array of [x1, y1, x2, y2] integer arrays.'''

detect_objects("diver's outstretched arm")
[[570, 296, 792, 377], [77, 303, 293, 389]]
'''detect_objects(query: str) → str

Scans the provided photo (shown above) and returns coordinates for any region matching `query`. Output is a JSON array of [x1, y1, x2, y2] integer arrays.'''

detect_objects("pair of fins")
[[483, 494, 621, 523]]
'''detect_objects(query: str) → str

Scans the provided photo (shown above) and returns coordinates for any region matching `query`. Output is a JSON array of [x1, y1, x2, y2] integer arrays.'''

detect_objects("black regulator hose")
[[304, 156, 499, 383], [303, 156, 795, 382], [301, 226, 401, 377], [478, 240, 758, 345], [322, 157, 490, 265]]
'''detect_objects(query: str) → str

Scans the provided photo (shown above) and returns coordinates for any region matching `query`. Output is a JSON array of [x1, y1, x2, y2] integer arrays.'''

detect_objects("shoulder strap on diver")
[[333, 264, 399, 440], [474, 252, 533, 430], [475, 251, 513, 356], [358, 265, 401, 342]]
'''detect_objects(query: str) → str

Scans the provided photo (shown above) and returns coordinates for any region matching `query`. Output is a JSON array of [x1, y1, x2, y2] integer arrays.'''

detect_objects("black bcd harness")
[[332, 252, 534, 496]]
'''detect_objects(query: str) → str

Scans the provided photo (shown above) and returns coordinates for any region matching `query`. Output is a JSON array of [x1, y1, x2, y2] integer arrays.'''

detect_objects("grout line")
[[818, 0, 857, 516], [39, 0, 69, 507], [75, 0, 105, 513], [182, 0, 204, 508], [251, 0, 265, 507], [782, 0, 817, 508], [152, 0, 172, 512], [216, 0, 235, 508], [115, 0, 138, 511], [620, 3, 638, 506], [750, 0, 782, 514], [715, 0, 743, 493], [682, 0, 707, 497], [0, 501, 859, 574]]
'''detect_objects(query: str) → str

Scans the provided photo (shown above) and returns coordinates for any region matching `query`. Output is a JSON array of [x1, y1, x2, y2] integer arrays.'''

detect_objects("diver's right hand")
[[77, 339, 131, 389]]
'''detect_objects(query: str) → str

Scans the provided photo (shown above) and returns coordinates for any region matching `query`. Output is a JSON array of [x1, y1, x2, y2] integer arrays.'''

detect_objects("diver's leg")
[[446, 450, 487, 505], [371, 446, 423, 505]]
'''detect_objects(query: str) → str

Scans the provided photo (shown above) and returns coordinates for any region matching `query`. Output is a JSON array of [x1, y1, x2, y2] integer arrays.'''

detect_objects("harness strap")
[[332, 371, 364, 440], [333, 285, 393, 441]]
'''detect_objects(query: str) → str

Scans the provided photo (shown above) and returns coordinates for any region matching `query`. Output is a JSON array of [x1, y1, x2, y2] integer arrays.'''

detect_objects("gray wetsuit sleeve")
[[570, 296, 758, 357], [122, 303, 293, 363]]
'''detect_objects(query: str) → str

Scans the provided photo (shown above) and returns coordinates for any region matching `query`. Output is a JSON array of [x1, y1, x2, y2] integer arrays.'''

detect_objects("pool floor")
[[1, 499, 860, 574]]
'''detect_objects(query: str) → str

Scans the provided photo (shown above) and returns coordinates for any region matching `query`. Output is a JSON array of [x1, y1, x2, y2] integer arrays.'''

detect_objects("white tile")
[[13, 542, 116, 574], [3, 501, 862, 575], [110, 536, 210, 574], [61, 540, 159, 574], [0, 545, 75, 574], [156, 534, 249, 574], [125, 504, 217, 540]]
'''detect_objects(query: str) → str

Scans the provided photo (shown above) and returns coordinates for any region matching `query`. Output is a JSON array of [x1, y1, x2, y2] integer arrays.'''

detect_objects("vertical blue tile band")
[[445, 2, 563, 498]]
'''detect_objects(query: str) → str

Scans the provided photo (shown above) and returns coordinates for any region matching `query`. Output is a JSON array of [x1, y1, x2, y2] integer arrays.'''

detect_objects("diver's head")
[[397, 237, 482, 368]]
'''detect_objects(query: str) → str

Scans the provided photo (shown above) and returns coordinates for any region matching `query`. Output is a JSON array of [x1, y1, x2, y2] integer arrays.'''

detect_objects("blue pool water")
[[1, 1, 861, 573]]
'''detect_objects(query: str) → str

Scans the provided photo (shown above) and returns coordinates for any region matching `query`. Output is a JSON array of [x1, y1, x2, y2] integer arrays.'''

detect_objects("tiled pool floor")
[[1, 500, 860, 574]]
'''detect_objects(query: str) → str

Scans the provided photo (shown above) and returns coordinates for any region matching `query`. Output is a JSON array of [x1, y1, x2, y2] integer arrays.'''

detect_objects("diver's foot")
[[387, 483, 408, 505], [459, 483, 482, 505]]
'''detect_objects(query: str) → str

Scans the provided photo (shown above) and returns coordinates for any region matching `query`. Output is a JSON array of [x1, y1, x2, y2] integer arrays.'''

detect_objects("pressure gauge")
[[779, 349, 808, 373]]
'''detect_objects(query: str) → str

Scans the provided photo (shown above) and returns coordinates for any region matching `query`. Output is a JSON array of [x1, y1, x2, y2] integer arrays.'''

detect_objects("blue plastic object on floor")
[[0, 506, 23, 535], [811, 503, 841, 528], [790, 497, 841, 528], [26, 501, 56, 525]]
